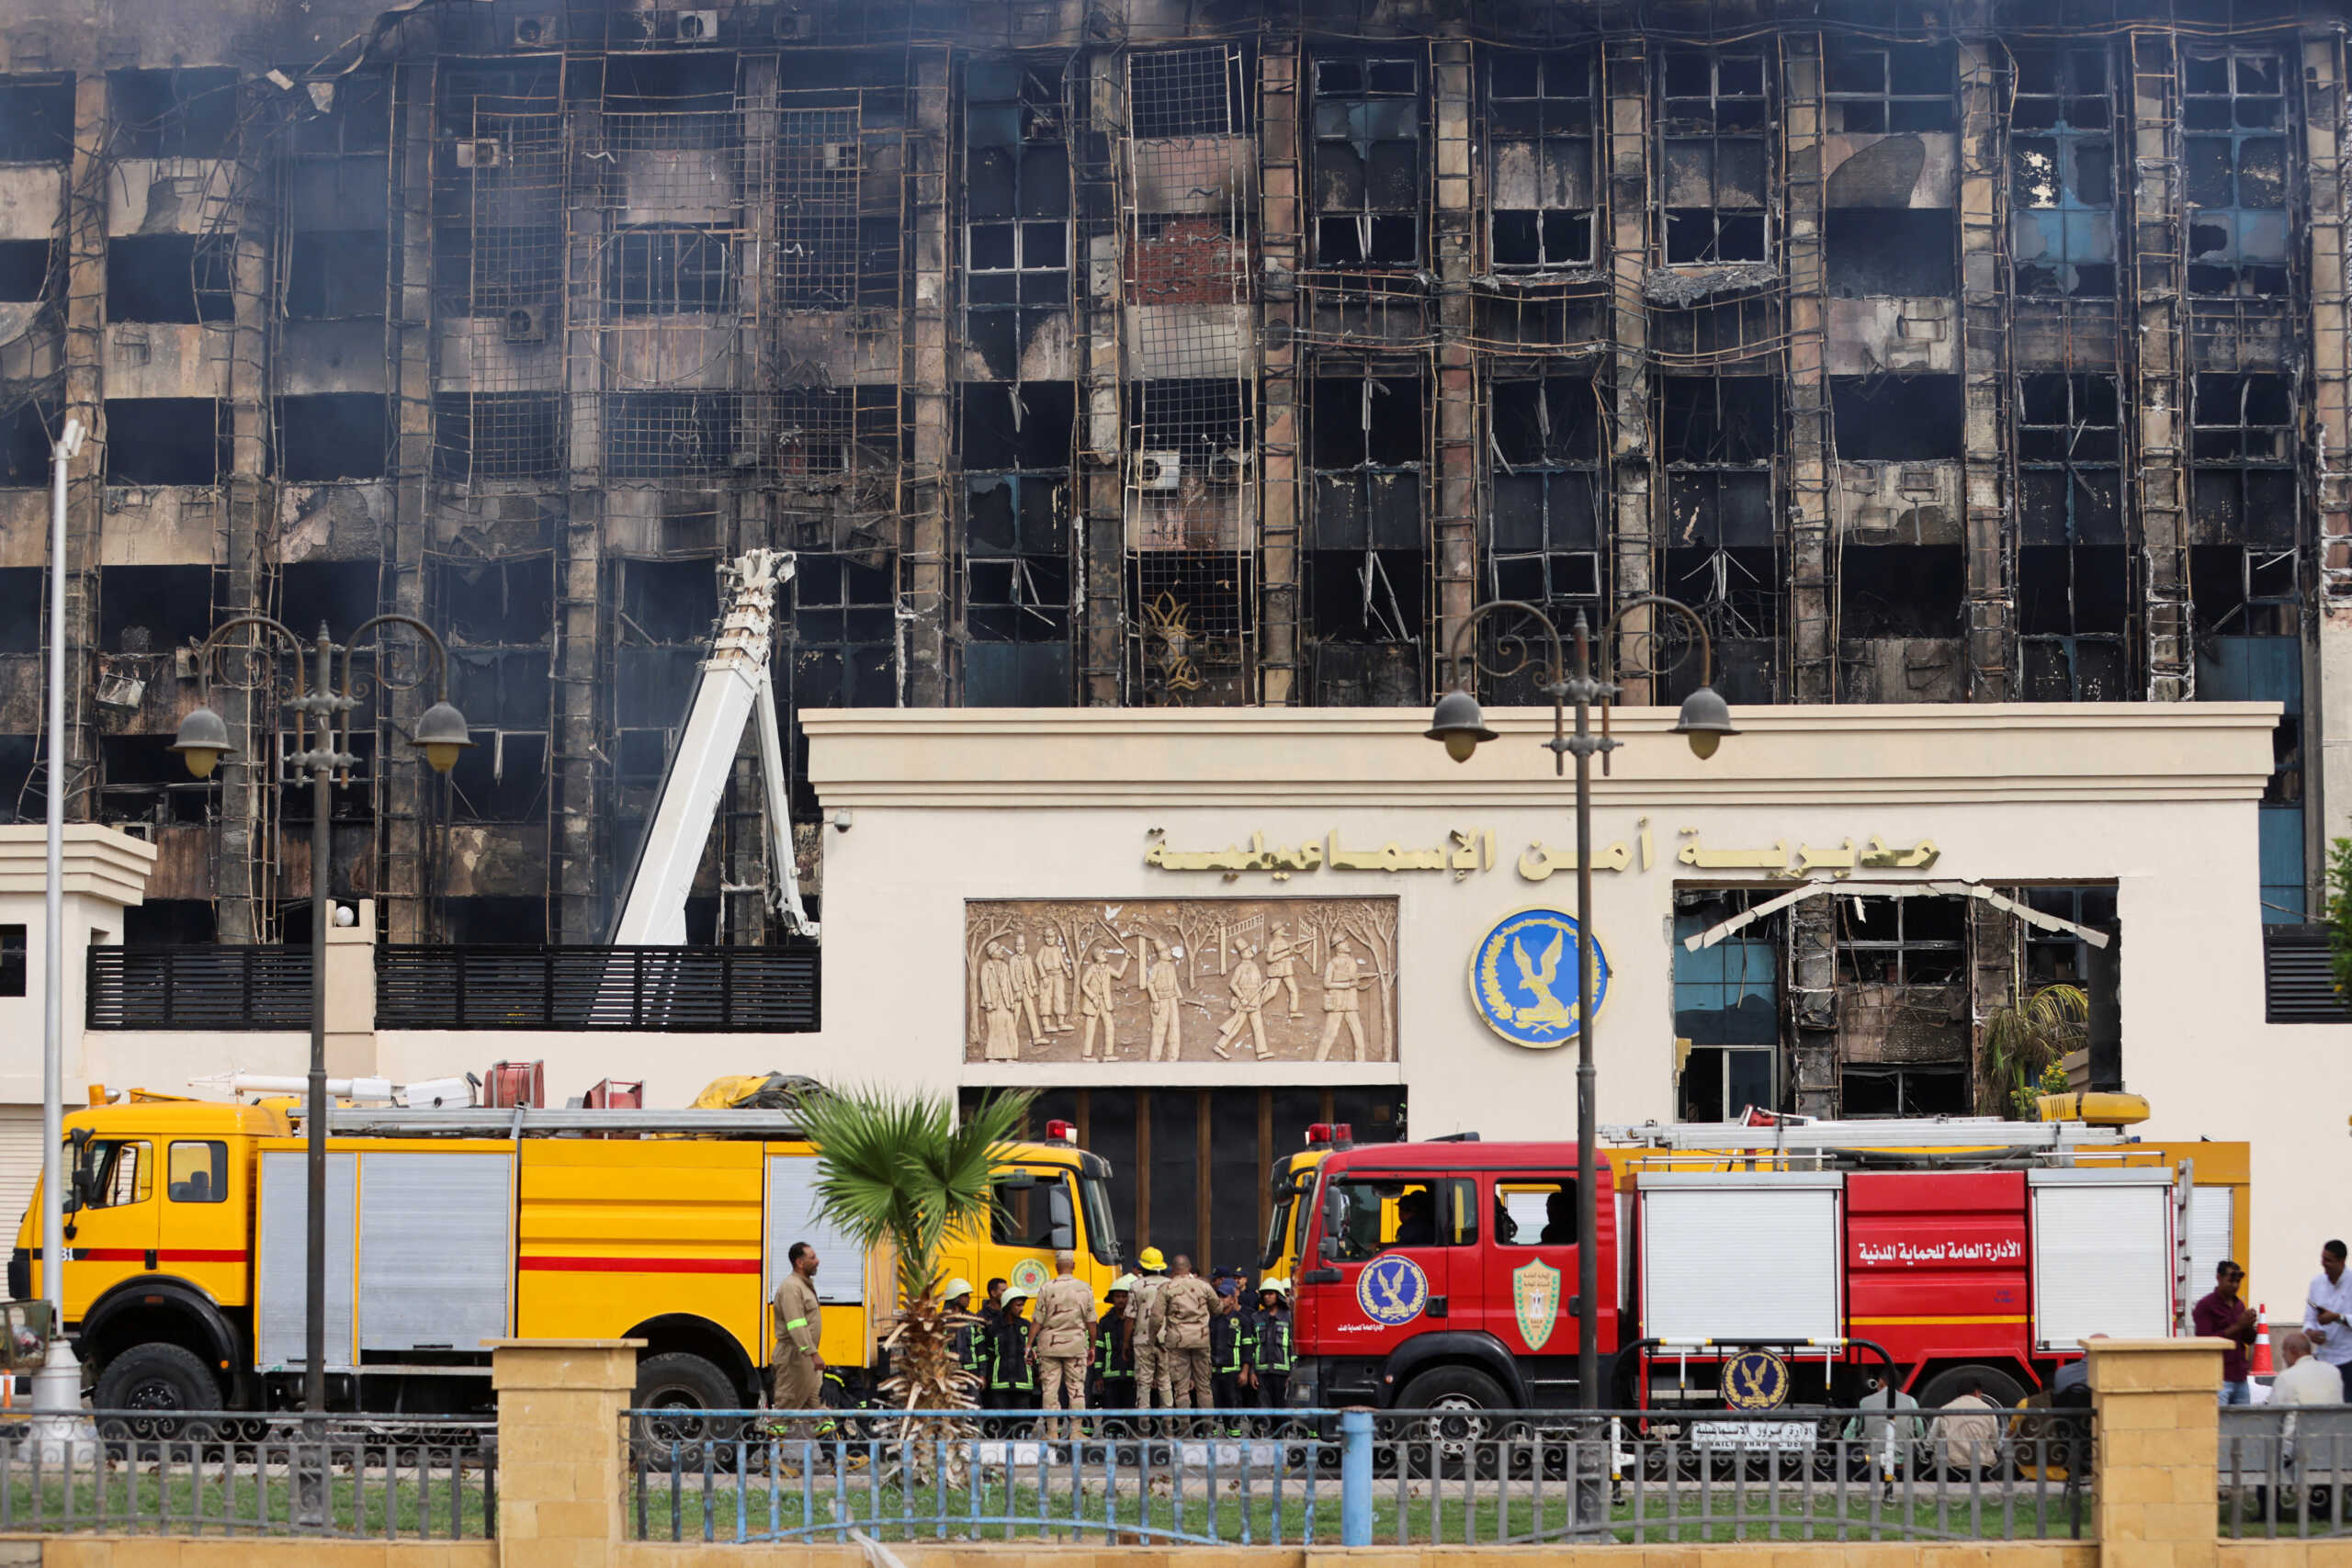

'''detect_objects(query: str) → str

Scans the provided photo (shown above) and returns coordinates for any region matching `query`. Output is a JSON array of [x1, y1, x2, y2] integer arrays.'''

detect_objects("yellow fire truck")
[[9, 1096, 1122, 1416]]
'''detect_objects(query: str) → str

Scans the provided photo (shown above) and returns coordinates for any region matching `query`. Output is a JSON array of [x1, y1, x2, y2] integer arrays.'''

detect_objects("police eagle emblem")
[[1471, 909, 1610, 1048], [1356, 1255, 1429, 1325]]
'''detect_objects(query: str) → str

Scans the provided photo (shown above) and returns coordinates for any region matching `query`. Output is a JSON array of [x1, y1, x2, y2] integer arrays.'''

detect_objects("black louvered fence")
[[375, 945, 819, 1032], [87, 944, 818, 1032], [86, 946, 313, 1030]]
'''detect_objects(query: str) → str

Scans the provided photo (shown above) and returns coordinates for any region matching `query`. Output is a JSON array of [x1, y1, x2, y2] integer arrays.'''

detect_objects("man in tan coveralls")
[[1160, 1254, 1218, 1420], [1127, 1247, 1171, 1417], [1031, 1249, 1095, 1436], [773, 1242, 825, 1452]]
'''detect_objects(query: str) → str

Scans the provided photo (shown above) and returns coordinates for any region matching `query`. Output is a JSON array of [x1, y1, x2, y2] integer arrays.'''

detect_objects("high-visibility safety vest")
[[987, 1317, 1035, 1392], [1254, 1312, 1294, 1374]]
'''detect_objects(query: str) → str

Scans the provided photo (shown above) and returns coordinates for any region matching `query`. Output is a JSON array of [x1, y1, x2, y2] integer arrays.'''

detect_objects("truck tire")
[[1396, 1366, 1510, 1478], [632, 1352, 745, 1472], [93, 1343, 222, 1452], [1916, 1363, 2026, 1413]]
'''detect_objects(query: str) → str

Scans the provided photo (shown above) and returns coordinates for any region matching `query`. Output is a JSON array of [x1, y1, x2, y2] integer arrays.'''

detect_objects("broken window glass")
[[605, 227, 732, 315], [2009, 46, 2117, 299], [1487, 48, 1596, 272], [963, 383, 1073, 706], [2183, 50, 2290, 296], [1313, 54, 1422, 268], [1658, 49, 1769, 264], [2190, 373, 2296, 547], [1487, 374, 1602, 628], [1825, 40, 1957, 134]]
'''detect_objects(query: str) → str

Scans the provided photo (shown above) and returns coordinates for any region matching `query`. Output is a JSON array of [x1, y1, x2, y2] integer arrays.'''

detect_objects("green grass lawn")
[[630, 1466, 2088, 1546], [0, 1465, 492, 1537]]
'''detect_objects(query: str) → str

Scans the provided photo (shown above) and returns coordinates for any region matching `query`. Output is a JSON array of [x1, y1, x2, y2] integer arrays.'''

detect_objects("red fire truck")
[[1264, 1114, 2247, 1413]]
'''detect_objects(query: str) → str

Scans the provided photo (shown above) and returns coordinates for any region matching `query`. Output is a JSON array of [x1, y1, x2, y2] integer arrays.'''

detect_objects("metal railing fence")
[[2221, 1404, 2352, 1538], [625, 1404, 2090, 1546], [0, 1411, 494, 1537]]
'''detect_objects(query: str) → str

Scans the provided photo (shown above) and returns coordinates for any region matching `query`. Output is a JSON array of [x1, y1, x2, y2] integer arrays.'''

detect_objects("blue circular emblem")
[[1356, 1254, 1430, 1325], [1471, 908, 1608, 1048], [1722, 1349, 1791, 1410]]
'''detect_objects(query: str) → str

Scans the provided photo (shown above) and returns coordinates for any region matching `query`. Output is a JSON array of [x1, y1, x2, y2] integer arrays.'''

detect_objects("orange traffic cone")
[[2250, 1304, 2276, 1377]]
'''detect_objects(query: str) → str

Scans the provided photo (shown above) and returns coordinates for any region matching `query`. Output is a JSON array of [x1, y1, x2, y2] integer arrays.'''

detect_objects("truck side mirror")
[[1318, 1234, 1338, 1261], [994, 1171, 1038, 1190]]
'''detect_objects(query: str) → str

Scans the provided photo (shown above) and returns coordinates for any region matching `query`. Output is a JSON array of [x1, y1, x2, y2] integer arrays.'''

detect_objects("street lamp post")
[[35, 417, 85, 1441], [1424, 596, 1735, 1420], [170, 617, 470, 1438]]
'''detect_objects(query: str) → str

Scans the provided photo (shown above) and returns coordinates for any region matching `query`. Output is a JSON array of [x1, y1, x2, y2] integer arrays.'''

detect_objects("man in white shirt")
[[2260, 1331, 2342, 1520], [2301, 1240, 2352, 1400]]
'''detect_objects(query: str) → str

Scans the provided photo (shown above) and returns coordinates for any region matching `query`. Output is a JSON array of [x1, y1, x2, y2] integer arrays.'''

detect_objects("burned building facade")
[[0, 0, 2340, 1123]]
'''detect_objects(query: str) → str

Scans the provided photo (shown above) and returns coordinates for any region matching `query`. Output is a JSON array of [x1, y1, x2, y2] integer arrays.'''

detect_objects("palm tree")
[[796, 1084, 1036, 1462], [1980, 983, 2089, 1119]]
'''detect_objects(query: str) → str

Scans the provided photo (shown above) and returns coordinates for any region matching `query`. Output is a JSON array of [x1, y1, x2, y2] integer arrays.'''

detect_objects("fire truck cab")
[[1271, 1116, 2247, 1414]]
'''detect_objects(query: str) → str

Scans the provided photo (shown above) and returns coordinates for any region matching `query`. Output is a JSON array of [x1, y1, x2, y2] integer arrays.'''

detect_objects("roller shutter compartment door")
[[255, 1150, 357, 1371], [0, 1105, 42, 1243], [358, 1152, 513, 1353], [1639, 1172, 1844, 1343], [765, 1155, 865, 1306], [2030, 1168, 2175, 1349]]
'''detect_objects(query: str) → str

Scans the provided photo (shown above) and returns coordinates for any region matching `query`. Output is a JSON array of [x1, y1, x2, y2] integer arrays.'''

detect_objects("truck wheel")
[[93, 1344, 222, 1454], [1916, 1364, 2026, 1412], [1396, 1366, 1510, 1478], [632, 1352, 746, 1472]]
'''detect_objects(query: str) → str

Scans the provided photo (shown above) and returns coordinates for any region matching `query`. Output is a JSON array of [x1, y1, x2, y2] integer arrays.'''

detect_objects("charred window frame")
[[776, 107, 862, 310], [285, 231, 389, 320], [431, 63, 564, 320], [605, 227, 733, 315], [963, 382, 1074, 705], [1487, 370, 1603, 626], [2191, 372, 2296, 555], [106, 234, 233, 324], [288, 72, 390, 159], [1130, 43, 1251, 140], [1659, 375, 1778, 694], [2010, 46, 2117, 299], [603, 391, 741, 479], [1311, 54, 1423, 270], [1842, 1064, 1968, 1117], [1824, 40, 1957, 133], [615, 556, 720, 807], [445, 625, 552, 825], [1835, 891, 1966, 986], [1307, 367, 1425, 699], [2018, 885, 2118, 985], [1486, 48, 1597, 272], [0, 76, 76, 164], [103, 399, 228, 487], [964, 59, 1070, 324], [2017, 373, 2128, 700], [2183, 51, 2290, 298], [784, 551, 899, 713], [1657, 49, 1770, 265], [99, 735, 211, 827], [108, 69, 239, 159], [433, 393, 561, 484]]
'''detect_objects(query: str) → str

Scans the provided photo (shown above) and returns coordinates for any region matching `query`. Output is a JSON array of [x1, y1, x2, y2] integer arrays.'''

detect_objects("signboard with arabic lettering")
[[964, 897, 1399, 1066], [1144, 825, 1939, 884]]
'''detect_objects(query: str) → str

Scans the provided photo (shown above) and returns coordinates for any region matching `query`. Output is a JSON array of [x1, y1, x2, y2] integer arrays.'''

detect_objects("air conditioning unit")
[[820, 141, 856, 172], [503, 304, 548, 344], [1138, 450, 1182, 491], [455, 138, 503, 170], [673, 9, 720, 40], [1207, 448, 1250, 484], [511, 14, 557, 46], [775, 6, 814, 37]]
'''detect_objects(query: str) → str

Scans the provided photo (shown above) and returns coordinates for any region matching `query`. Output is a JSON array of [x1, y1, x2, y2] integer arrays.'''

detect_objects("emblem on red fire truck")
[[1512, 1258, 1561, 1350], [1357, 1255, 1429, 1325], [1723, 1348, 1792, 1410]]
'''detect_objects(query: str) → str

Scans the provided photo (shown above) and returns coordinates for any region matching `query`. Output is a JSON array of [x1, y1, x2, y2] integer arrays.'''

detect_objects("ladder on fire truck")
[[291, 1105, 819, 1138], [1601, 1114, 2133, 1155], [609, 548, 816, 942]]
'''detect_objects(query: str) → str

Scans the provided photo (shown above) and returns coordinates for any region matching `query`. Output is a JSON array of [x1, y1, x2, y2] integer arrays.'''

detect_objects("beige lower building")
[[11, 699, 2343, 1318]]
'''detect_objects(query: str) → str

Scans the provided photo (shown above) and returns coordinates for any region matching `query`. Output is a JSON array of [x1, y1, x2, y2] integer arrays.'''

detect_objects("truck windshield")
[[1261, 1161, 1316, 1270], [1080, 1174, 1121, 1266]]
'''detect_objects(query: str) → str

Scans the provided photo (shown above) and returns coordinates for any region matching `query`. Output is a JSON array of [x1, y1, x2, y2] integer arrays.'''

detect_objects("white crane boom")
[[609, 549, 816, 942]]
